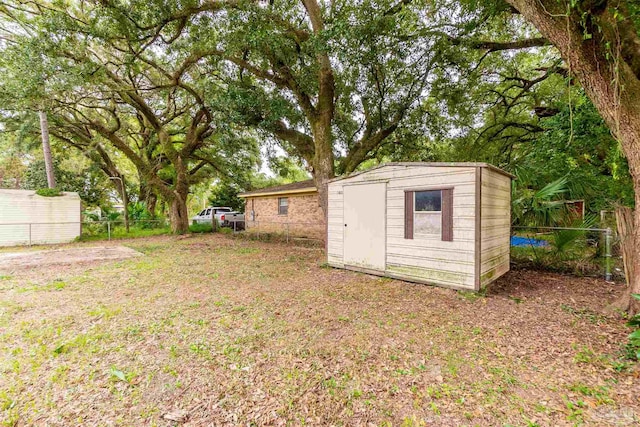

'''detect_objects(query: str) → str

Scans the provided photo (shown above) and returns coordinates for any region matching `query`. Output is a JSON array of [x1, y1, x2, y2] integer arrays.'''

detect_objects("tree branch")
[[451, 36, 550, 52]]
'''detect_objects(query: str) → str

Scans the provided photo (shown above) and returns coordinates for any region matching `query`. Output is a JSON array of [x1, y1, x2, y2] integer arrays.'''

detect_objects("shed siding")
[[0, 190, 81, 246], [328, 165, 478, 289], [480, 168, 511, 286], [327, 185, 344, 265]]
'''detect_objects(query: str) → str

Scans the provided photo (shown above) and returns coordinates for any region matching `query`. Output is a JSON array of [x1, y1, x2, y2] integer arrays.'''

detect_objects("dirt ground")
[[0, 246, 142, 271], [0, 234, 638, 426]]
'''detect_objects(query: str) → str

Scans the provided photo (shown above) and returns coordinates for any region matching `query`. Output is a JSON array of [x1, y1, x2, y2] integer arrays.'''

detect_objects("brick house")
[[238, 179, 325, 240]]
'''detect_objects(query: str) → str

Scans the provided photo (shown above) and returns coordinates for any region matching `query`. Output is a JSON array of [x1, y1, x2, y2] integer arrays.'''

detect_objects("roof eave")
[[328, 162, 515, 183], [239, 187, 317, 198]]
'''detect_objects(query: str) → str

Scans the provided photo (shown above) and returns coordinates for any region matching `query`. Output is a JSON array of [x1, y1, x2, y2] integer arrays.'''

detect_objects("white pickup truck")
[[221, 211, 245, 230], [191, 206, 232, 225]]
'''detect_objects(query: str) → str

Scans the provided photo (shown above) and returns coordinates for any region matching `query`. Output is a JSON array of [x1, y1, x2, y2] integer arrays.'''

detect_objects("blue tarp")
[[510, 236, 549, 247]]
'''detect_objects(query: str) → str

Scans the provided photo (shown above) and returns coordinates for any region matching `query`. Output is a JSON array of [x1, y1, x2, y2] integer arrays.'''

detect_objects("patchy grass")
[[0, 234, 638, 426], [79, 224, 170, 241]]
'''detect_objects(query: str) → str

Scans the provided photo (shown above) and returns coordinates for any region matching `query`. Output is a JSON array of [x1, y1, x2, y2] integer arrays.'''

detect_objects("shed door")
[[343, 182, 386, 270]]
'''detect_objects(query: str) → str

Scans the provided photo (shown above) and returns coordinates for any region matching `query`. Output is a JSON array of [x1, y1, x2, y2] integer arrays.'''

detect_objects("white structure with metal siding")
[[327, 163, 513, 290], [479, 167, 512, 286], [0, 189, 81, 246]]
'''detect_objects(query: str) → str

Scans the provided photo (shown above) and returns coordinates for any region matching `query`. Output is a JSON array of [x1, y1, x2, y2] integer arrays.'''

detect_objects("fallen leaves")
[[0, 234, 638, 426], [162, 408, 189, 423]]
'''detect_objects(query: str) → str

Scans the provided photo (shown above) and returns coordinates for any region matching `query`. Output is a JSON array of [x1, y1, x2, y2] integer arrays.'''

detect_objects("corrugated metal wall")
[[0, 190, 81, 246]]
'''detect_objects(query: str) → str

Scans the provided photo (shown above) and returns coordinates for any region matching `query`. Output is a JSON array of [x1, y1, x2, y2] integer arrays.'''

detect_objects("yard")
[[0, 234, 638, 426]]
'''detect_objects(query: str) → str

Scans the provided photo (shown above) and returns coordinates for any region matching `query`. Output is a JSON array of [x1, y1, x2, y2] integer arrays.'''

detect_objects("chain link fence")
[[511, 225, 619, 281], [0, 218, 326, 246], [81, 219, 170, 241], [1, 219, 621, 280], [0, 222, 82, 246], [232, 220, 325, 245], [0, 219, 171, 246]]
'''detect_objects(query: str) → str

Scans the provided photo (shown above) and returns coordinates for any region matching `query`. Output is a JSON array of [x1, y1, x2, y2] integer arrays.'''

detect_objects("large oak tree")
[[99, 0, 443, 213], [497, 0, 640, 312], [0, 1, 260, 233]]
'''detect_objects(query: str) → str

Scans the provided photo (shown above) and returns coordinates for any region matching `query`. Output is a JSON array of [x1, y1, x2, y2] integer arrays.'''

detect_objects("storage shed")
[[327, 163, 513, 290], [0, 189, 81, 246]]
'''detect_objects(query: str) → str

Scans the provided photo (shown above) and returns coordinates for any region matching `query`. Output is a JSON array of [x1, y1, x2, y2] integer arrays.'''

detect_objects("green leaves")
[[0, 0, 264, 232], [35, 188, 62, 197], [109, 367, 127, 382], [512, 176, 569, 227], [627, 296, 640, 360]]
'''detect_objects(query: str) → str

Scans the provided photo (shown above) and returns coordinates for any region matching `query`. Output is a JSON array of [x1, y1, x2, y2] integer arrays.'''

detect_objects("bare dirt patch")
[[0, 234, 638, 426], [0, 245, 142, 272]]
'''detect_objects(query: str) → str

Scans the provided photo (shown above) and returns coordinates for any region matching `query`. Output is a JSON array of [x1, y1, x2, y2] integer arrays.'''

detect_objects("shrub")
[[80, 221, 107, 237], [83, 211, 100, 221], [625, 294, 640, 361], [102, 209, 121, 221], [128, 201, 152, 221], [189, 223, 213, 233], [35, 188, 62, 197]]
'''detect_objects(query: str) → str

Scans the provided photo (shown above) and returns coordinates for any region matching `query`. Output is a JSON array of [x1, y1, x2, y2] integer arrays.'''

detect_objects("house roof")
[[238, 179, 317, 198], [328, 162, 515, 183]]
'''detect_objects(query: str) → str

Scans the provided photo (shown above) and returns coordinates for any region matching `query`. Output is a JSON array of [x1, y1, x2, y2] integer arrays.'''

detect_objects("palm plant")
[[512, 175, 569, 227], [551, 214, 598, 256]]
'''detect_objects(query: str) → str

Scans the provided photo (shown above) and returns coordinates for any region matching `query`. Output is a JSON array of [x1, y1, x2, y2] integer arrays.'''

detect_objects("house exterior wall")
[[328, 165, 479, 290], [0, 189, 81, 246], [245, 192, 325, 240], [479, 167, 511, 287]]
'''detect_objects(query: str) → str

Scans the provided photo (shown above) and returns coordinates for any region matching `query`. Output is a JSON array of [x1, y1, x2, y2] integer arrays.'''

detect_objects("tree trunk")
[[38, 110, 56, 189], [146, 192, 157, 218], [610, 207, 639, 312], [169, 190, 189, 234], [120, 177, 130, 233], [310, 120, 335, 249], [140, 181, 158, 218], [506, 0, 640, 314], [627, 206, 640, 314], [312, 140, 335, 214]]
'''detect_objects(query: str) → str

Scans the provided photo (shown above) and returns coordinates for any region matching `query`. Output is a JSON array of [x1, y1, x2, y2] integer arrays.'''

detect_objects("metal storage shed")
[[0, 189, 81, 246], [327, 163, 514, 290]]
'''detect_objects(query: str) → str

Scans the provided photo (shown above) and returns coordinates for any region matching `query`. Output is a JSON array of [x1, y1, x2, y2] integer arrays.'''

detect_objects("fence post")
[[107, 221, 111, 241], [286, 223, 290, 243], [604, 227, 612, 281], [28, 223, 32, 246]]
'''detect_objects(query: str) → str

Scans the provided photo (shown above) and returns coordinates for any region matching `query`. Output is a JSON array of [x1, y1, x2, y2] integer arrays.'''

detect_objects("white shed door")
[[343, 182, 386, 270]]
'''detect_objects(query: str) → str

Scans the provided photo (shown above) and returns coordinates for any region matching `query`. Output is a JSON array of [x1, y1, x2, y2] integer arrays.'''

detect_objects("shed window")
[[405, 188, 453, 241], [414, 190, 442, 235], [278, 197, 288, 215]]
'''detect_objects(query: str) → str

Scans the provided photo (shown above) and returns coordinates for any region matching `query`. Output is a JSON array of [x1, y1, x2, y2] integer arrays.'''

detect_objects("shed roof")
[[238, 179, 316, 198], [328, 162, 515, 183]]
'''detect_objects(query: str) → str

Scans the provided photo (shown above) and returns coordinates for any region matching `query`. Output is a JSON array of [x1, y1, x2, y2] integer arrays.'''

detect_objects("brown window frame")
[[278, 197, 289, 215], [404, 188, 453, 241]]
